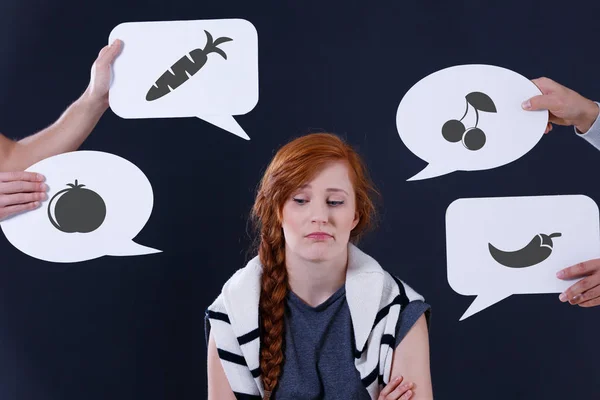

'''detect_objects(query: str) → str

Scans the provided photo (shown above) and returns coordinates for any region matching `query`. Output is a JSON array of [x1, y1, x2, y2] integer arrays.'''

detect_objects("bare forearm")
[[0, 89, 107, 172]]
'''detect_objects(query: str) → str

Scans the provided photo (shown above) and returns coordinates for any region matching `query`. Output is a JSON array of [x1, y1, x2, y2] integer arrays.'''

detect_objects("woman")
[[206, 133, 432, 399]]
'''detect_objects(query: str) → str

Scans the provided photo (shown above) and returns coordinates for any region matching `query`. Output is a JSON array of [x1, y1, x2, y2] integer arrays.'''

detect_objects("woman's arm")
[[389, 314, 433, 399], [207, 331, 237, 400]]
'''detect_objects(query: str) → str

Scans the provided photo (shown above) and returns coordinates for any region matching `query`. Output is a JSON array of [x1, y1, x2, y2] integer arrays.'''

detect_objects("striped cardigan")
[[205, 244, 425, 399]]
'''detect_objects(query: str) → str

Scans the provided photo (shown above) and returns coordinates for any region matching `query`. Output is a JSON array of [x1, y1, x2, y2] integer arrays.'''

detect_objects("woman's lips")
[[306, 232, 333, 240]]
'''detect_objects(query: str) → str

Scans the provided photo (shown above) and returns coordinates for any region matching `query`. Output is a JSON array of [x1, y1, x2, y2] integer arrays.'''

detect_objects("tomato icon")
[[47, 180, 106, 233]]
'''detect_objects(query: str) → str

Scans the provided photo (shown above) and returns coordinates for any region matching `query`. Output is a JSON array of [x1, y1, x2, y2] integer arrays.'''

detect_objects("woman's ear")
[[352, 212, 360, 230]]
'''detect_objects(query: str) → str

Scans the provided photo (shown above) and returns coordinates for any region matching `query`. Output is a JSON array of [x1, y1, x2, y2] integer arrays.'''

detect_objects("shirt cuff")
[[574, 102, 600, 151]]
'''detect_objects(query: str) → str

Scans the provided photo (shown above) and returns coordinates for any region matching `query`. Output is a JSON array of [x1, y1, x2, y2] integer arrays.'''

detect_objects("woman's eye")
[[328, 201, 344, 206], [293, 198, 308, 205]]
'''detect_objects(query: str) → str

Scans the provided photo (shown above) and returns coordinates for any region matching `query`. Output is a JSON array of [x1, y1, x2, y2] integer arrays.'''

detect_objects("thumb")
[[100, 39, 123, 65], [522, 94, 558, 112]]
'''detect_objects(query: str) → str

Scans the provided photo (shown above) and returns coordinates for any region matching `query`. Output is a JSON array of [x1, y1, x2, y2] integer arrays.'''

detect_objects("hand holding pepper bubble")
[[445, 195, 600, 321], [0, 151, 160, 263]]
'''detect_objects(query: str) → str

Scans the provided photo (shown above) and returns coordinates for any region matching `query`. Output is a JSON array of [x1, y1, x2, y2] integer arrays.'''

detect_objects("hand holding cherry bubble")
[[0, 151, 160, 263], [396, 64, 549, 181]]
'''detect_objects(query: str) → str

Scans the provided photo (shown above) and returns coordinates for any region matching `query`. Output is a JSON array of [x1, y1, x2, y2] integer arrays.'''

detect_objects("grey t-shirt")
[[272, 285, 430, 399]]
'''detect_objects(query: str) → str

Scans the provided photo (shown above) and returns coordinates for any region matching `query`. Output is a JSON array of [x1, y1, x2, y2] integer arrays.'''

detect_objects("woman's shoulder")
[[206, 255, 263, 316], [381, 269, 426, 304], [349, 244, 425, 303], [216, 255, 262, 294]]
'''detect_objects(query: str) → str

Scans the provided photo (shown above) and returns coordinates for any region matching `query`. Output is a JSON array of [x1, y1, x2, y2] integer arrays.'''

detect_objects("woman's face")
[[281, 161, 359, 263]]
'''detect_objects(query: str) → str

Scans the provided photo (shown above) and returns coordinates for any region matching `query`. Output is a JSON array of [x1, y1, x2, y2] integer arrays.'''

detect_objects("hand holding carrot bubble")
[[86, 39, 123, 108], [108, 19, 259, 140], [0, 39, 123, 222]]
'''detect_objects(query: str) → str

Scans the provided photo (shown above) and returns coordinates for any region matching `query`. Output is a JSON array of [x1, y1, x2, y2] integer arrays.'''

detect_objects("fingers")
[[0, 191, 47, 207], [0, 181, 47, 195], [557, 259, 600, 280], [379, 376, 414, 400], [0, 172, 47, 221], [569, 285, 600, 306], [522, 94, 560, 112], [578, 296, 600, 308], [379, 376, 404, 397], [387, 382, 414, 400], [560, 274, 600, 302], [0, 171, 44, 183], [0, 201, 41, 221], [544, 122, 553, 134], [531, 77, 558, 94]]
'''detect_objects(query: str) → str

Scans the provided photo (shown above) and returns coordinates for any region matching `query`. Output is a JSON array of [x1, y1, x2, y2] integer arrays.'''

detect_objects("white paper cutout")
[[396, 64, 548, 180], [0, 151, 161, 263], [446, 195, 600, 320], [108, 19, 259, 140]]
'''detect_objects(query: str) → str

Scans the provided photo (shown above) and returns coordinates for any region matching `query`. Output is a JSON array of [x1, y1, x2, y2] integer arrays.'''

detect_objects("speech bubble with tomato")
[[0, 151, 160, 263], [108, 18, 259, 140]]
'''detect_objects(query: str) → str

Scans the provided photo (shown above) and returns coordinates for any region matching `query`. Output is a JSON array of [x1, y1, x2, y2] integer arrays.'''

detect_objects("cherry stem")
[[459, 98, 469, 122]]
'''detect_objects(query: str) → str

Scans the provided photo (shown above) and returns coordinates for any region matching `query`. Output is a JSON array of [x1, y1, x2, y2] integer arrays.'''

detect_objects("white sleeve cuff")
[[574, 102, 600, 151]]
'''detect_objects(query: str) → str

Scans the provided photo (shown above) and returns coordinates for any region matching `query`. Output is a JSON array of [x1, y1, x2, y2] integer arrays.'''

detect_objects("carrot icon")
[[145, 30, 233, 101]]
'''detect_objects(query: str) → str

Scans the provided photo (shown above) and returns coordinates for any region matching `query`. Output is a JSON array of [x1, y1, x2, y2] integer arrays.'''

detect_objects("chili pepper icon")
[[146, 30, 233, 101], [488, 232, 562, 268]]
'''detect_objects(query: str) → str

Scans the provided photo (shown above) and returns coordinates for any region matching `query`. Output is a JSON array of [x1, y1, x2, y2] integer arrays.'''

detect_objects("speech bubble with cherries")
[[0, 151, 161, 263], [397, 64, 548, 181], [446, 195, 600, 320], [108, 18, 258, 140]]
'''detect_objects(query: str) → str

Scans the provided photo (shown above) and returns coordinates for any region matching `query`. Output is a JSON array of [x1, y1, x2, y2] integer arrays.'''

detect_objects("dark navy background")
[[1, 1, 599, 398]]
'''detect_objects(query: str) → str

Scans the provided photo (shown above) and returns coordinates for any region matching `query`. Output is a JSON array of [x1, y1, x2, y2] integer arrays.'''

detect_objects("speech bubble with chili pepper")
[[445, 195, 600, 321], [108, 19, 258, 140], [0, 151, 160, 263], [396, 65, 548, 181]]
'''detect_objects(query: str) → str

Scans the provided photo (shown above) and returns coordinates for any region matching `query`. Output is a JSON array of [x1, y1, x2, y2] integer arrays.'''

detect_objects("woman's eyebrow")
[[299, 185, 349, 195], [325, 188, 348, 195]]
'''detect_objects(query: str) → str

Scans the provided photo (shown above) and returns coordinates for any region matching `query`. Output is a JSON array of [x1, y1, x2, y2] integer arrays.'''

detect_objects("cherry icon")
[[442, 92, 497, 151]]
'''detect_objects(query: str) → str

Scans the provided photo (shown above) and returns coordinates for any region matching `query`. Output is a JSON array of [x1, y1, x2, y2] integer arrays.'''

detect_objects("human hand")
[[83, 39, 123, 108], [0, 172, 48, 221], [378, 375, 414, 400], [557, 259, 600, 307], [521, 77, 599, 134]]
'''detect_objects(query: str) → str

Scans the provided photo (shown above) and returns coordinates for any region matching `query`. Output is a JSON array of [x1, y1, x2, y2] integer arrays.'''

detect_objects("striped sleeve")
[[205, 295, 262, 399]]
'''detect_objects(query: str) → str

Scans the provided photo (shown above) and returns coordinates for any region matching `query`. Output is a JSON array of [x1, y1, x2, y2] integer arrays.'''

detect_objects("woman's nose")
[[310, 202, 328, 224]]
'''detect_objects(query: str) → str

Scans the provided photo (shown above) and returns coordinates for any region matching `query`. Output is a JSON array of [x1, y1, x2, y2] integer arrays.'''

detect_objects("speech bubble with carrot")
[[108, 19, 258, 140], [146, 30, 233, 101]]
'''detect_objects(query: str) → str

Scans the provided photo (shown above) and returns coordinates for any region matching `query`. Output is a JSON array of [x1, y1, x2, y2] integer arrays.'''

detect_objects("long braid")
[[253, 195, 288, 398], [258, 227, 287, 398]]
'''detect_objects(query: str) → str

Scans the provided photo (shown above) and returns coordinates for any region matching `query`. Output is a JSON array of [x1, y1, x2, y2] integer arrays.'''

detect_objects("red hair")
[[251, 133, 377, 396]]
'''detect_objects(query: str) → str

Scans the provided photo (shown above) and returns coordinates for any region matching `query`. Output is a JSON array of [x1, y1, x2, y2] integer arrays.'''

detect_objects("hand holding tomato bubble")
[[108, 19, 258, 140], [0, 151, 160, 263], [396, 65, 549, 181], [445, 195, 600, 321], [0, 172, 48, 221]]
